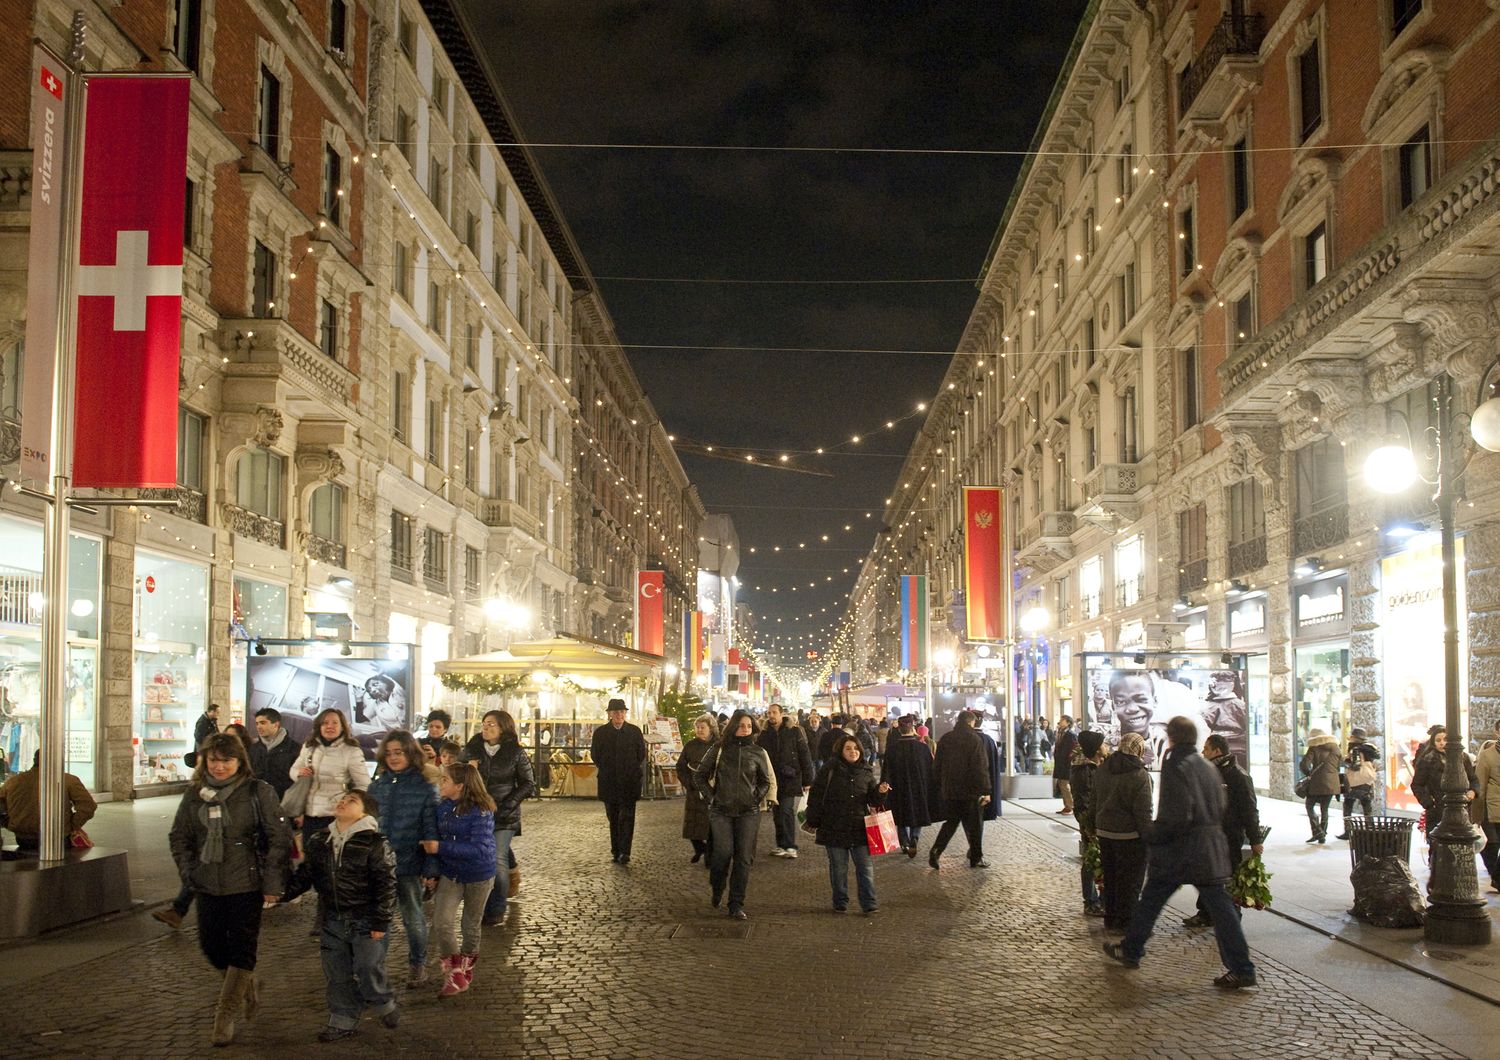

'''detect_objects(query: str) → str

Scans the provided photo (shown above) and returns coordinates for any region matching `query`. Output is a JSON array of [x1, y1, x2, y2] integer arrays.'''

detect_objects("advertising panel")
[[246, 651, 413, 763], [1082, 657, 1249, 770]]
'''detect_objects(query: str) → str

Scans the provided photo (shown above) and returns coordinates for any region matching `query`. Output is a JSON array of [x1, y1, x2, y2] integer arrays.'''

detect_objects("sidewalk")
[[1008, 794, 1500, 1005]]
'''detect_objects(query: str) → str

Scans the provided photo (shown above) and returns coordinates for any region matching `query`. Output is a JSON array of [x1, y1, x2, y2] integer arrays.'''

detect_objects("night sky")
[[458, 0, 1091, 667]]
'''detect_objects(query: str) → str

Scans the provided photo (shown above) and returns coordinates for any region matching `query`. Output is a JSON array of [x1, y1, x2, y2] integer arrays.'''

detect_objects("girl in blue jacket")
[[421, 761, 496, 997], [370, 731, 440, 987]]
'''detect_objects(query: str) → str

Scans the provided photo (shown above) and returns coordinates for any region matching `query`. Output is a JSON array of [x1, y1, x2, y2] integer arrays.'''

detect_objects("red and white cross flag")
[[71, 75, 190, 489]]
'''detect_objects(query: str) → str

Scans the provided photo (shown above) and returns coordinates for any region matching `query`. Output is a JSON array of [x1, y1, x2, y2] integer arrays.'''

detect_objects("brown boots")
[[211, 966, 256, 1047]]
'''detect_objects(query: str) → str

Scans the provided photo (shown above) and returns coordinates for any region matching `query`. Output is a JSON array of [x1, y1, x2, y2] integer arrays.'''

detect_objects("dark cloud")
[[458, 0, 1089, 657]]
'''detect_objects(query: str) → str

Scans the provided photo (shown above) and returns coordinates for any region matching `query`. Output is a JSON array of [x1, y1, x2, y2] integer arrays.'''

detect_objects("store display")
[[1082, 659, 1250, 770], [134, 648, 204, 786]]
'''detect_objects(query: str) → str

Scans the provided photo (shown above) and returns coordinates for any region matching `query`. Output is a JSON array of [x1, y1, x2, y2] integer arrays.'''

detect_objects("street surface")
[[1, 798, 1490, 1058]]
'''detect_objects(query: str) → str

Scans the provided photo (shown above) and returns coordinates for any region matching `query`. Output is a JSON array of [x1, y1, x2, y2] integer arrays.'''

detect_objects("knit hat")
[[1078, 730, 1105, 757]]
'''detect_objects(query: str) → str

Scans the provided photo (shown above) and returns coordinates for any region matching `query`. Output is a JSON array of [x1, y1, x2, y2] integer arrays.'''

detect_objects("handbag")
[[864, 809, 900, 856], [1294, 776, 1310, 799], [281, 773, 312, 817]]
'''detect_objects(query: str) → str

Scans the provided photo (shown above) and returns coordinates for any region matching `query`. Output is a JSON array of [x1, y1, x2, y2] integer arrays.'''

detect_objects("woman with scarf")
[[289, 709, 369, 936], [461, 709, 535, 925], [804, 732, 890, 914], [692, 709, 775, 920], [369, 731, 440, 985], [169, 732, 292, 1047], [675, 713, 719, 863]]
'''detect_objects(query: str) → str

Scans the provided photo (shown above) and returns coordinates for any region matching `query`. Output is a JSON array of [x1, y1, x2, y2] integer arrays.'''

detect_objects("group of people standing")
[[164, 704, 533, 1046]]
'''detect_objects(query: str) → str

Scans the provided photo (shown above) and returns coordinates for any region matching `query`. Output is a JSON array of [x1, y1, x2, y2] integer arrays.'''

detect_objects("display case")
[[134, 645, 205, 786]]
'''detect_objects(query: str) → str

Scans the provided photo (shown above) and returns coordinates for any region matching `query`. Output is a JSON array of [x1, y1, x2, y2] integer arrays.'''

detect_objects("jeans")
[[931, 797, 984, 863], [1099, 837, 1147, 931], [434, 876, 494, 956], [826, 844, 877, 911], [604, 800, 638, 859], [709, 809, 761, 913], [772, 789, 800, 850], [896, 824, 922, 850], [483, 828, 517, 920], [1122, 875, 1255, 978], [393, 875, 429, 969], [1081, 861, 1099, 907], [1343, 784, 1374, 823], [1196, 842, 1244, 923], [197, 890, 264, 971], [321, 913, 396, 1030], [1305, 794, 1332, 838]]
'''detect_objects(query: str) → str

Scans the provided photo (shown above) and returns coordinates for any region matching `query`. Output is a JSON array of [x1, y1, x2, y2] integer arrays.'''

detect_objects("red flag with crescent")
[[635, 571, 664, 656]]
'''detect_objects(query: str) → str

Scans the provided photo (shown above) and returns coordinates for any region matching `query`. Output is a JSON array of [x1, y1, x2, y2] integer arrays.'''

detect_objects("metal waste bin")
[[1347, 815, 1414, 870]]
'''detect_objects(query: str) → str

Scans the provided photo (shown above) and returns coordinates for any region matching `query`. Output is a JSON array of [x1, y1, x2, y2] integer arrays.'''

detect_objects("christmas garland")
[[438, 672, 527, 696], [1229, 853, 1273, 910], [1082, 837, 1103, 889]]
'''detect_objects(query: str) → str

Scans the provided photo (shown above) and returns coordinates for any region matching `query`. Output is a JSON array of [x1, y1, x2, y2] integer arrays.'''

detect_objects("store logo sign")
[[1229, 599, 1266, 641], [144, 575, 156, 593], [1297, 583, 1345, 628]]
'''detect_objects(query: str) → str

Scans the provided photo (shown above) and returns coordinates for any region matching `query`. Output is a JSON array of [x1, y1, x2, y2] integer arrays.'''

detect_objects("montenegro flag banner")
[[964, 486, 1005, 642]]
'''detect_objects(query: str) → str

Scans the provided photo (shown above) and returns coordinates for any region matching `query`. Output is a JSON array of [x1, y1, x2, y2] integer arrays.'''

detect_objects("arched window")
[[309, 482, 346, 543], [236, 448, 284, 519]]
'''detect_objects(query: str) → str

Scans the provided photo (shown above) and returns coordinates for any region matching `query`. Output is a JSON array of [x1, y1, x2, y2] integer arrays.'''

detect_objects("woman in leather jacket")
[[805, 732, 889, 913], [693, 709, 775, 920], [462, 709, 535, 925]]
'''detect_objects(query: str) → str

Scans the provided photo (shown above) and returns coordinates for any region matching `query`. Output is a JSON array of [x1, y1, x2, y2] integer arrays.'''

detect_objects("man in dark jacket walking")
[[928, 711, 992, 869], [1105, 716, 1258, 988], [591, 699, 648, 864], [759, 703, 814, 858], [1184, 733, 1264, 928], [249, 708, 299, 798], [1053, 716, 1077, 813]]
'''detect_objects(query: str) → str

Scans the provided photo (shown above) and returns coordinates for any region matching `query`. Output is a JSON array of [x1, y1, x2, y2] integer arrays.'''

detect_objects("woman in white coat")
[[289, 708, 369, 936]]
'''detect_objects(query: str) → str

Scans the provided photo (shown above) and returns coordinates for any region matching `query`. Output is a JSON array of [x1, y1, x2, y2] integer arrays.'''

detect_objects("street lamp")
[[1364, 371, 1489, 945], [1019, 605, 1049, 776]]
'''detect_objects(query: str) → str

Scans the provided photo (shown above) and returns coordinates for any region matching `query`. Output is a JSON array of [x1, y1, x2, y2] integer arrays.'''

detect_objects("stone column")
[[103, 513, 139, 800]]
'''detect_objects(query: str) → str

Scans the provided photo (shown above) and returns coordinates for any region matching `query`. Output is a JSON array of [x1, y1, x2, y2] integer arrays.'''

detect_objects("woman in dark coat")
[[462, 708, 535, 924], [675, 714, 718, 862], [692, 709, 775, 920], [1411, 725, 1478, 834], [1088, 731, 1153, 933], [1298, 730, 1342, 843], [804, 732, 889, 913], [881, 715, 937, 857]]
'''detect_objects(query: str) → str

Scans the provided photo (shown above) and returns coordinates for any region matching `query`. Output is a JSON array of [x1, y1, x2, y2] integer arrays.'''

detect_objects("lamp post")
[[1364, 371, 1489, 945], [1019, 605, 1050, 776]]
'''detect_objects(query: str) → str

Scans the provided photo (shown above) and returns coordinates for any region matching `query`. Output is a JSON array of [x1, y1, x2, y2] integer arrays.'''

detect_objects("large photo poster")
[[1083, 659, 1248, 770], [246, 653, 413, 762]]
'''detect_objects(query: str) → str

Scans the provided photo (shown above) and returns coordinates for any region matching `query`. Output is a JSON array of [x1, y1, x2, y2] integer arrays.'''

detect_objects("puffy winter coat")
[[169, 776, 291, 897], [290, 740, 370, 818], [1147, 745, 1231, 886], [695, 738, 775, 816], [1090, 751, 1153, 841], [369, 765, 439, 877], [1298, 738, 1342, 797], [461, 735, 536, 833], [434, 799, 497, 884], [284, 818, 399, 932], [805, 757, 883, 848], [1411, 746, 1477, 812]]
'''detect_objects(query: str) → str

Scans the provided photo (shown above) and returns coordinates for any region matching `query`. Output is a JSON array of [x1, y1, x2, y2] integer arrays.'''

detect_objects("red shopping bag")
[[864, 810, 900, 856]]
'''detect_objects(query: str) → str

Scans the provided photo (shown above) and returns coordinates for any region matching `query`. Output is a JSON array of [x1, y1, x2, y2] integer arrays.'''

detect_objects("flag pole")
[[923, 562, 933, 727], [1001, 490, 1014, 781]]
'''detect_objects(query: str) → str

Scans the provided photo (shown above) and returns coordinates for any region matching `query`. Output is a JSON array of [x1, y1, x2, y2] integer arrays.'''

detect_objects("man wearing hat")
[[591, 699, 648, 864], [1337, 727, 1381, 840]]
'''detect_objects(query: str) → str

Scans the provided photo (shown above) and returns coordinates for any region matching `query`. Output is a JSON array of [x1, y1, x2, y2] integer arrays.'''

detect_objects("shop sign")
[[1228, 595, 1266, 645], [144, 575, 156, 593], [1295, 574, 1347, 630], [1182, 608, 1207, 647], [1117, 620, 1145, 652]]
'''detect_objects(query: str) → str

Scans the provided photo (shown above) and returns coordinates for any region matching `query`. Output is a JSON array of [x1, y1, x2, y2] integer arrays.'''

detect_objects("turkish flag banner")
[[635, 571, 665, 657], [964, 486, 1005, 642], [72, 75, 190, 488]]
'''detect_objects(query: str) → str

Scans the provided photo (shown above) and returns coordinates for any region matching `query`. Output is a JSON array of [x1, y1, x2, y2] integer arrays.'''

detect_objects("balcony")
[[1077, 462, 1153, 532], [1114, 574, 1147, 610], [1081, 592, 1101, 621], [391, 557, 414, 584], [480, 499, 542, 540], [1177, 557, 1209, 596], [220, 317, 356, 416], [1178, 15, 1265, 130], [136, 486, 208, 525], [1015, 512, 1077, 573], [222, 503, 285, 549], [1294, 504, 1349, 556], [303, 531, 347, 568], [1227, 536, 1267, 578]]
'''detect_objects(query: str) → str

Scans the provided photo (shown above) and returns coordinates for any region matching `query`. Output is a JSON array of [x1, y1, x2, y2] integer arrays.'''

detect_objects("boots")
[[438, 955, 466, 998], [241, 970, 259, 1022], [212, 967, 252, 1046], [457, 952, 477, 990]]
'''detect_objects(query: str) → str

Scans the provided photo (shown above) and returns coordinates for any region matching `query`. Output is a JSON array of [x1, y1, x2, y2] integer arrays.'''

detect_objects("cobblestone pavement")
[[1, 799, 1472, 1059]]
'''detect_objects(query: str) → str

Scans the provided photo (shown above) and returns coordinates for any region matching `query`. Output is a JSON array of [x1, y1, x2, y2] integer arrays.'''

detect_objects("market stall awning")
[[436, 632, 663, 683]]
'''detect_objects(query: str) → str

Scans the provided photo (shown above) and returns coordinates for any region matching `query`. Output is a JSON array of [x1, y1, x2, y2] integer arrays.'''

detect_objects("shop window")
[[319, 299, 339, 359], [1398, 126, 1431, 209], [257, 65, 282, 158], [390, 511, 413, 576], [1180, 347, 1201, 431], [251, 240, 277, 317], [173, 0, 203, 74], [1295, 645, 1350, 754], [423, 527, 448, 590], [465, 545, 482, 596], [1230, 136, 1250, 220], [133, 550, 209, 787], [322, 144, 342, 227], [236, 447, 284, 521], [309, 482, 345, 542], [177, 407, 205, 491], [1296, 38, 1323, 144]]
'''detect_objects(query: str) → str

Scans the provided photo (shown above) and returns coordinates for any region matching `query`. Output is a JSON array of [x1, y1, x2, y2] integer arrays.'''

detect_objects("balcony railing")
[[1177, 557, 1209, 596], [222, 503, 285, 549], [1114, 574, 1146, 609], [1178, 15, 1265, 114], [1081, 592, 1101, 620], [304, 532, 347, 568], [1293, 504, 1349, 556], [1227, 536, 1267, 578], [390, 557, 414, 584], [138, 486, 208, 524]]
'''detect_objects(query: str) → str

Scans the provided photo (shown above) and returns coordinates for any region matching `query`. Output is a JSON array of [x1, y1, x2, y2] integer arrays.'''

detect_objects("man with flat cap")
[[591, 698, 648, 864]]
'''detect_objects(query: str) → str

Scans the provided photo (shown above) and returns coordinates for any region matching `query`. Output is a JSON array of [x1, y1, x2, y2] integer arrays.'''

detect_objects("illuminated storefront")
[[1292, 572, 1351, 756], [133, 550, 209, 789]]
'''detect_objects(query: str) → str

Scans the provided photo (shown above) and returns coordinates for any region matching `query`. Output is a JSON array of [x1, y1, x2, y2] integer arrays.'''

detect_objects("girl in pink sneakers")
[[421, 761, 496, 997]]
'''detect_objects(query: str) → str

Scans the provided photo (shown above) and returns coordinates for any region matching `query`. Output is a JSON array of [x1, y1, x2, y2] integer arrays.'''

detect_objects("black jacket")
[[1090, 751, 1153, 840], [882, 733, 937, 827], [1148, 745, 1231, 886], [758, 720, 814, 791], [694, 738, 774, 816], [193, 713, 218, 749], [817, 727, 842, 764], [285, 820, 399, 932], [1212, 752, 1262, 850], [934, 725, 991, 802], [249, 731, 300, 798], [1411, 747, 1478, 811], [805, 757, 883, 848], [1053, 728, 1077, 780], [462, 735, 536, 833], [1069, 756, 1098, 834], [591, 721, 648, 803]]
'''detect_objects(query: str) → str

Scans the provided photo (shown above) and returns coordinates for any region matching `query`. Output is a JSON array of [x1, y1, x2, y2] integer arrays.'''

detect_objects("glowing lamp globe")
[[1472, 397, 1500, 453], [1363, 444, 1418, 494]]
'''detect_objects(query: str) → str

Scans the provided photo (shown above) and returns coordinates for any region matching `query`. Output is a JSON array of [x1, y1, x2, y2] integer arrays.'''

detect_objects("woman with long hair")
[[676, 714, 718, 863], [692, 708, 775, 920], [168, 732, 291, 1046], [805, 732, 890, 913], [421, 761, 497, 996], [290, 708, 369, 937], [370, 730, 440, 985], [461, 708, 535, 925]]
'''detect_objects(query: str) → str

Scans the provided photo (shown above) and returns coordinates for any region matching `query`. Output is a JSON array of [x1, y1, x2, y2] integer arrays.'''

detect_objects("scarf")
[[331, 815, 380, 864], [261, 728, 287, 752], [484, 741, 501, 757], [196, 774, 247, 864]]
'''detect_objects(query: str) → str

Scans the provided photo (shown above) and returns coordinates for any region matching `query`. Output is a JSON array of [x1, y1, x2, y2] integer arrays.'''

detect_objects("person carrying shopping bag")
[[804, 732, 891, 914]]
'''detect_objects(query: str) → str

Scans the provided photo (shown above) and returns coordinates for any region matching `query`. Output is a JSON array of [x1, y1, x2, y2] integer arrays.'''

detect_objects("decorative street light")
[[1364, 371, 1490, 945], [1019, 605, 1050, 776]]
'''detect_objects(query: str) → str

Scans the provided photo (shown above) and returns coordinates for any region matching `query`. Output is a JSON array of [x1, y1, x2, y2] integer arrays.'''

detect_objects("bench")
[[0, 846, 133, 939]]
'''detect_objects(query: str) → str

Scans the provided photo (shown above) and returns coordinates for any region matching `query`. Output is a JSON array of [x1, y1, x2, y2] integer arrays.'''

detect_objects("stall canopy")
[[436, 632, 664, 686]]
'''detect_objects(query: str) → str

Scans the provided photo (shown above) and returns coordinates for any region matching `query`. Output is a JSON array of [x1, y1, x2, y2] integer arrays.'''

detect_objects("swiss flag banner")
[[72, 75, 190, 488], [964, 486, 1005, 642], [635, 571, 665, 657]]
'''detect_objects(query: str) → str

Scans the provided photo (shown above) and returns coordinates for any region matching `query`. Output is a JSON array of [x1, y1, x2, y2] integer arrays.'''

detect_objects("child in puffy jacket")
[[421, 761, 496, 997]]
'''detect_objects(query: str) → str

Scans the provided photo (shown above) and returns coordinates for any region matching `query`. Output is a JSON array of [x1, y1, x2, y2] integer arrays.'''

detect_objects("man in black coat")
[[1185, 733, 1265, 928], [590, 699, 648, 864], [249, 707, 300, 798], [1052, 716, 1077, 813], [928, 711, 992, 869], [1105, 716, 1258, 989], [758, 703, 814, 858], [882, 715, 937, 857]]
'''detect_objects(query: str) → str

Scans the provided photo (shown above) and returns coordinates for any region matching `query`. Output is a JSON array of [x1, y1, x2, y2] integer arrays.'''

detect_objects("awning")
[[436, 632, 664, 685]]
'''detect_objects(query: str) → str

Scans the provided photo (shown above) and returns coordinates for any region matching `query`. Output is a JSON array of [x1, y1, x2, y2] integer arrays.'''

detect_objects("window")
[[1116, 143, 1134, 202], [395, 107, 414, 165], [1055, 258, 1066, 311], [328, 0, 348, 53], [1120, 389, 1138, 463], [427, 280, 443, 333], [252, 240, 276, 316], [465, 211, 479, 253], [1115, 535, 1144, 607], [397, 10, 416, 60], [431, 70, 449, 120], [1399, 126, 1431, 209], [1083, 209, 1095, 262], [177, 407, 206, 490], [1084, 425, 1098, 473], [1230, 136, 1250, 219], [1227, 479, 1266, 548], [426, 398, 444, 462], [323, 144, 342, 226], [1303, 222, 1328, 290], [1124, 262, 1137, 321], [464, 427, 478, 489], [1083, 318, 1096, 368], [319, 299, 339, 359], [1297, 39, 1323, 143], [390, 511, 412, 576], [183, 178, 196, 249], [173, 0, 203, 74], [236, 448, 284, 520], [1115, 65, 1131, 110], [392, 370, 410, 443], [1178, 504, 1208, 591], [1295, 436, 1347, 518], [1080, 556, 1102, 619], [1230, 292, 1255, 349], [1054, 449, 1072, 510], [394, 241, 411, 302], [1178, 204, 1195, 276], [428, 155, 447, 216], [467, 136, 479, 171], [257, 66, 282, 158], [465, 546, 482, 596], [465, 322, 478, 370], [1393, 0, 1424, 36], [309, 482, 345, 542], [1180, 347, 1201, 431], [518, 284, 531, 336], [423, 527, 448, 587]]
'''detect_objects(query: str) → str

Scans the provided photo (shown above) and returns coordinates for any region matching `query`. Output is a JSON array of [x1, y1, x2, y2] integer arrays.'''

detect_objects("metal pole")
[[1424, 371, 1490, 944], [38, 40, 86, 864], [923, 562, 933, 730], [1001, 509, 1014, 779]]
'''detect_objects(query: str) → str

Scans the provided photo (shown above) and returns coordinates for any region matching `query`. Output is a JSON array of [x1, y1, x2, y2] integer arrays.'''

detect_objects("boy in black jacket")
[[285, 789, 400, 1041]]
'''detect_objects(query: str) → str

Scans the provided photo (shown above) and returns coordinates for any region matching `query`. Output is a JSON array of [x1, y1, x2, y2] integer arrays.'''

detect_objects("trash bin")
[[1347, 815, 1414, 870]]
